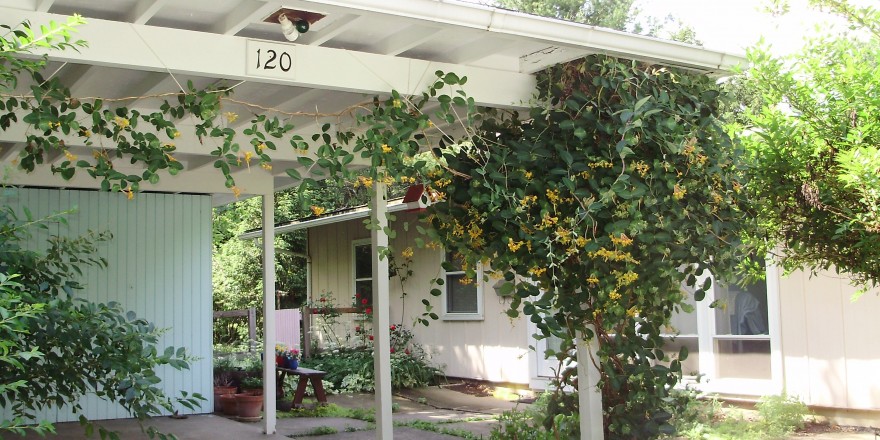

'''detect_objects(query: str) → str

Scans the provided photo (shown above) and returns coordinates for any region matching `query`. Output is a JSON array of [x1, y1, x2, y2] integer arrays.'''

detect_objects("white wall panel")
[[2, 188, 213, 422]]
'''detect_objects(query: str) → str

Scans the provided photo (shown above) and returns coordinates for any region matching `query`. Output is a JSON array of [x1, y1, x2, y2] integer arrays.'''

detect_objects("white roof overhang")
[[0, 0, 746, 205], [238, 197, 416, 239]]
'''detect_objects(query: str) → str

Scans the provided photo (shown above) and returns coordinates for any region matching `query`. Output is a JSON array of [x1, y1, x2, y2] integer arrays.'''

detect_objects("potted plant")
[[284, 348, 300, 369], [240, 376, 263, 396], [219, 393, 238, 416], [235, 379, 264, 422]]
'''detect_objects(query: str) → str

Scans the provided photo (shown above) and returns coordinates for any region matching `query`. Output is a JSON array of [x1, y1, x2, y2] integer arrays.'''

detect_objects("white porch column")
[[577, 331, 604, 439], [370, 180, 393, 439], [262, 192, 277, 435]]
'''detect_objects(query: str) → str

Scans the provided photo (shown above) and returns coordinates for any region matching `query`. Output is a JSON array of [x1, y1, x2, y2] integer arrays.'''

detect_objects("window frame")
[[441, 250, 484, 321], [352, 239, 372, 308]]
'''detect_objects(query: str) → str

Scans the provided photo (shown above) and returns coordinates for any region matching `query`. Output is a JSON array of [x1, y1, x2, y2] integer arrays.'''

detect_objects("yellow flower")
[[113, 116, 130, 128], [576, 236, 590, 247], [520, 195, 537, 207], [63, 150, 77, 162], [231, 186, 241, 199], [673, 184, 686, 200], [529, 267, 547, 277], [586, 276, 599, 286], [402, 247, 414, 259], [626, 307, 640, 318], [165, 153, 177, 162], [508, 238, 524, 252], [257, 143, 266, 152], [524, 170, 533, 180], [610, 234, 633, 247], [243, 151, 254, 166], [467, 223, 483, 241], [609, 290, 622, 301], [260, 162, 272, 171], [381, 144, 392, 154], [310, 206, 326, 216], [173, 130, 181, 138], [122, 187, 134, 200], [224, 112, 239, 123], [392, 99, 402, 108], [546, 189, 561, 205]]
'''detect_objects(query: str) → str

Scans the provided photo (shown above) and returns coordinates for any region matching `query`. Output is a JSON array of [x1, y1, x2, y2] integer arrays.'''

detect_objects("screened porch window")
[[443, 251, 482, 320], [353, 240, 372, 307]]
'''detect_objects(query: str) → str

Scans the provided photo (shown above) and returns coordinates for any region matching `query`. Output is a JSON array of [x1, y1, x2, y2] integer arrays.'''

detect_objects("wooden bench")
[[276, 366, 328, 408]]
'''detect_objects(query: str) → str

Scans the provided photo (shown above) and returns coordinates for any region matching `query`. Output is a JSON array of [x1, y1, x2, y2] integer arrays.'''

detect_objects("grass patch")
[[278, 403, 376, 423], [395, 419, 491, 439]]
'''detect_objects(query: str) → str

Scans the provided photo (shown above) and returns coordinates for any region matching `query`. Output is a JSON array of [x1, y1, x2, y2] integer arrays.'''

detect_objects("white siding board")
[[2, 189, 212, 423]]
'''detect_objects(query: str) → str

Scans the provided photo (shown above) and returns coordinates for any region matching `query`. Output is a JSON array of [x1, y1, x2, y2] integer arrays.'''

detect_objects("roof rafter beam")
[[127, 0, 168, 25], [374, 25, 444, 56], [0, 7, 536, 108], [212, 0, 281, 36]]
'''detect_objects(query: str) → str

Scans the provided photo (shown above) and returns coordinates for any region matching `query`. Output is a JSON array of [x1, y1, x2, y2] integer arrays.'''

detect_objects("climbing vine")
[[425, 56, 749, 438]]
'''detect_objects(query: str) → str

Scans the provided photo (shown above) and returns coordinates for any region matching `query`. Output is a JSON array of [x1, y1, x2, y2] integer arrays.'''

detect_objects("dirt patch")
[[794, 421, 878, 436], [444, 380, 495, 397]]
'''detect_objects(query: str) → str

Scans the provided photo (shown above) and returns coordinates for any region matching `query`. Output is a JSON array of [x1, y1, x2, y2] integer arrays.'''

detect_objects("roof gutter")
[[296, 0, 746, 74]]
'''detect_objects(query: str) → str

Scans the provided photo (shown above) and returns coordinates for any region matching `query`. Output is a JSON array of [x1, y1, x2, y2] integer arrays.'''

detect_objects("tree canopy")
[[743, 0, 880, 289]]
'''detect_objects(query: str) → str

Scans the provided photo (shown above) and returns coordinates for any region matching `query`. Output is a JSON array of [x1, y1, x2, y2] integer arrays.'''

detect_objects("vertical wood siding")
[[3, 188, 212, 422], [778, 269, 880, 410], [308, 212, 530, 384]]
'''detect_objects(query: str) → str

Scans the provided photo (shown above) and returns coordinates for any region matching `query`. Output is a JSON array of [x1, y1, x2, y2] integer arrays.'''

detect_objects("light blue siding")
[[2, 188, 213, 422]]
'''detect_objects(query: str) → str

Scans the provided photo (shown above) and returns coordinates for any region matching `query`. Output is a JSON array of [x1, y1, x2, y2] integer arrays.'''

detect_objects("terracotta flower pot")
[[235, 392, 264, 421], [213, 386, 238, 411], [219, 393, 238, 416]]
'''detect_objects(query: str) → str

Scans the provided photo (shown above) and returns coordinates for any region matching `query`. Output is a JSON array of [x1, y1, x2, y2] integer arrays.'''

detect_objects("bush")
[[667, 391, 810, 440], [305, 346, 441, 393], [491, 392, 579, 439]]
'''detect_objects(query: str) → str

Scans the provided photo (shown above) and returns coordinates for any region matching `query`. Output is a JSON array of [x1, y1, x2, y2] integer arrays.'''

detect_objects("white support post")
[[370, 180, 393, 439], [261, 192, 277, 435], [577, 330, 604, 440]]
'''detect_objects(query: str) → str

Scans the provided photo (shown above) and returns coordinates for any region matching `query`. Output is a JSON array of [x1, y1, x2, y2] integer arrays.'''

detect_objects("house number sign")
[[246, 40, 296, 80]]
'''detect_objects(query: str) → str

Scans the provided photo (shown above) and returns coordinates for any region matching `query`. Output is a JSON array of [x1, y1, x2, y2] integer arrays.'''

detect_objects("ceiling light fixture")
[[278, 14, 309, 42]]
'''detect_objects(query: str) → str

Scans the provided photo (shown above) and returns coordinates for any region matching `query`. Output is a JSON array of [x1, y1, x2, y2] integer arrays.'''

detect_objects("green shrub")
[[491, 392, 579, 439], [755, 394, 810, 437], [304, 346, 441, 393]]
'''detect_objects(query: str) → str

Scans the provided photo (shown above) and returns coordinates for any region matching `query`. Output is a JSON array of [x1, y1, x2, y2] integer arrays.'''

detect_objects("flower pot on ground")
[[276, 396, 293, 412], [219, 393, 238, 416], [213, 386, 238, 412], [235, 392, 264, 421]]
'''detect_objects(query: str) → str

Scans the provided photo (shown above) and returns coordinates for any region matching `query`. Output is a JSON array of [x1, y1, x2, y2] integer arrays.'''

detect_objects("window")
[[353, 240, 372, 307], [443, 251, 483, 320], [662, 259, 780, 394]]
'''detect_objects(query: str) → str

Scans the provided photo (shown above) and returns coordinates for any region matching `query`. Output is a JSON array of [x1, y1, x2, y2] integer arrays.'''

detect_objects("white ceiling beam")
[[0, 8, 536, 108], [212, 1, 281, 36], [126, 0, 168, 25], [0, 157, 275, 196], [373, 25, 444, 56]]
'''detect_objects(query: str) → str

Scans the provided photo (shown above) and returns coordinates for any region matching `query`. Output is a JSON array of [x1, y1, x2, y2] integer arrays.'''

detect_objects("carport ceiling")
[[0, 0, 744, 205]]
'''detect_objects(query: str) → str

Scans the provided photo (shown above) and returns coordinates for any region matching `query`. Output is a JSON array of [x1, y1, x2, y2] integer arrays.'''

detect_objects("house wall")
[[3, 188, 213, 422], [307, 211, 531, 384], [777, 269, 880, 413]]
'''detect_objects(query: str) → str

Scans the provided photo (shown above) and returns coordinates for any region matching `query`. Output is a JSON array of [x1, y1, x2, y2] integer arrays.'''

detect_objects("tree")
[[743, 0, 880, 289], [493, 0, 702, 45], [494, 0, 638, 30]]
